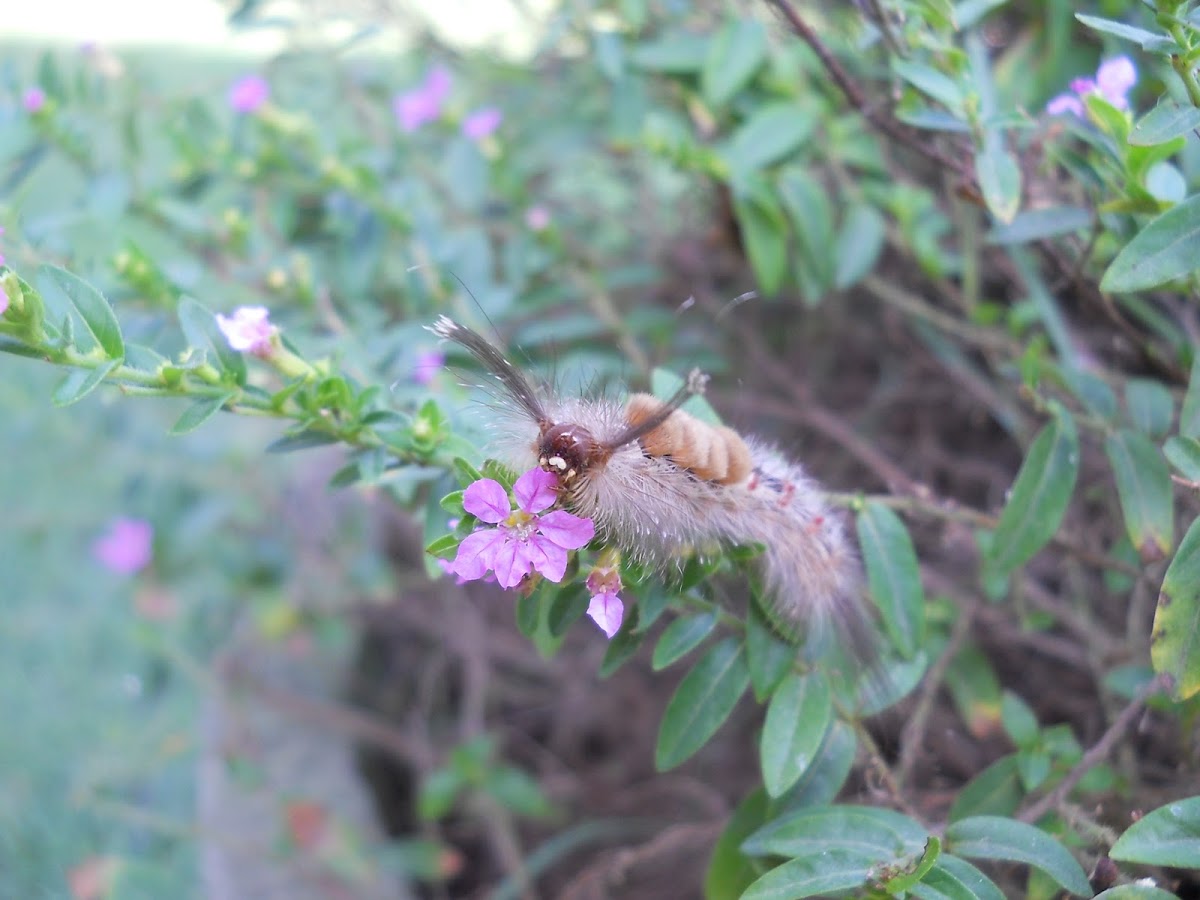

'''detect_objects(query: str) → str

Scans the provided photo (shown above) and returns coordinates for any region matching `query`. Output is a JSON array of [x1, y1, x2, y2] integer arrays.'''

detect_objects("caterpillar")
[[430, 315, 880, 664]]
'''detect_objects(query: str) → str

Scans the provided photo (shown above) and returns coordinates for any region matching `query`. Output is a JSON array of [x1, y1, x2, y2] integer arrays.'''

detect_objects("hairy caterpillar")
[[431, 315, 879, 663]]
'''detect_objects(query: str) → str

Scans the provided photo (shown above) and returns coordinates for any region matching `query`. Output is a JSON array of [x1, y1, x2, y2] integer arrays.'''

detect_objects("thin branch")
[[1018, 674, 1168, 825], [762, 0, 972, 181]]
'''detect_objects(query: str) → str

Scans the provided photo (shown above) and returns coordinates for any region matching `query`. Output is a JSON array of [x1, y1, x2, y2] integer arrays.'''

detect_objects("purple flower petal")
[[412, 349, 444, 385], [1096, 56, 1136, 108], [393, 64, 453, 133], [216, 306, 277, 354], [0, 287, 8, 316], [1046, 93, 1085, 118], [525, 537, 569, 583], [449, 529, 502, 581], [462, 107, 502, 141], [229, 75, 269, 114], [536, 510, 595, 550], [92, 517, 154, 575], [491, 536, 532, 589], [587, 592, 624, 638], [513, 467, 558, 514], [23, 87, 46, 113], [462, 478, 511, 523]]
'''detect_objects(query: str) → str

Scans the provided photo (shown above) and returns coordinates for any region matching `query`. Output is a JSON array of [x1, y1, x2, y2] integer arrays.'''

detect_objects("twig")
[[896, 607, 975, 786], [762, 0, 972, 182], [1018, 674, 1167, 824], [222, 657, 434, 770]]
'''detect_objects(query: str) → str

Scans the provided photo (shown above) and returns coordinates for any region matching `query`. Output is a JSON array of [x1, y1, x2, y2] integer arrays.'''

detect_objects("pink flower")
[[23, 87, 46, 113], [393, 65, 452, 133], [461, 107, 502, 141], [0, 286, 8, 316], [412, 349, 444, 385], [229, 75, 269, 114], [1047, 56, 1137, 118], [216, 305, 277, 355], [525, 205, 551, 232], [93, 517, 154, 575], [585, 564, 624, 638], [445, 468, 595, 589]]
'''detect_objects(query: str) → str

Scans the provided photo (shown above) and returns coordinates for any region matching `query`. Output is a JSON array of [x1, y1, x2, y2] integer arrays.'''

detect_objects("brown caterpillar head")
[[538, 423, 607, 483]]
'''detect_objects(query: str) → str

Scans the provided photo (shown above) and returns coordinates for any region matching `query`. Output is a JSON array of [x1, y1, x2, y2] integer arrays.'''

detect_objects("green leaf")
[[1093, 887, 1187, 900], [655, 637, 749, 770], [1075, 14, 1174, 51], [42, 266, 124, 360], [1106, 429, 1174, 559], [856, 501, 925, 658], [893, 60, 965, 115], [425, 533, 460, 559], [975, 142, 1021, 224], [986, 207, 1091, 245], [725, 103, 817, 174], [777, 167, 835, 295], [1110, 795, 1200, 867], [51, 360, 120, 406], [999, 691, 1039, 748], [746, 601, 795, 701], [265, 430, 339, 453], [741, 849, 875, 900], [629, 33, 710, 73], [945, 816, 1092, 896], [954, 0, 1009, 31], [1101, 194, 1200, 293], [911, 854, 1006, 900], [834, 204, 886, 290], [178, 296, 247, 385], [760, 672, 832, 797], [1165, 436, 1200, 482], [771, 720, 856, 810], [1152, 516, 1200, 700], [705, 789, 768, 900], [702, 18, 767, 107], [1125, 377, 1175, 438], [1181, 356, 1200, 439], [734, 194, 789, 296], [984, 410, 1079, 576], [744, 804, 929, 859], [652, 611, 717, 670], [948, 755, 1023, 822], [452, 457, 484, 488], [547, 583, 590, 637], [599, 608, 645, 677], [170, 392, 235, 435], [883, 836, 942, 894]]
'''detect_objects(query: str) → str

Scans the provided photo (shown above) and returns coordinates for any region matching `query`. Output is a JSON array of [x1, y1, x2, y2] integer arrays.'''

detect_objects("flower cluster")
[[445, 468, 593, 588], [1046, 57, 1136, 119], [442, 468, 627, 638]]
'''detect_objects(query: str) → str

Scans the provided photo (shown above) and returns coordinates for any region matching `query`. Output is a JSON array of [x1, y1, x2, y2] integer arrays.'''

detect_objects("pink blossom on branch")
[[1046, 57, 1137, 119], [585, 564, 624, 638], [445, 468, 594, 589], [229, 75, 269, 114], [216, 305, 277, 355], [93, 517, 154, 575], [461, 107, 502, 141], [412, 348, 445, 385], [23, 87, 47, 113], [393, 65, 452, 133]]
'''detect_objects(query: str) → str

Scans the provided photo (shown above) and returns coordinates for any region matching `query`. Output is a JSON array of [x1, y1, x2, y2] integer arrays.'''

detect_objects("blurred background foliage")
[[3, 0, 1200, 897]]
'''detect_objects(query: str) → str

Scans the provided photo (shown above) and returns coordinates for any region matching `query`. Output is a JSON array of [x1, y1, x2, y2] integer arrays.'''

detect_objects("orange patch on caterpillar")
[[625, 393, 752, 484]]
